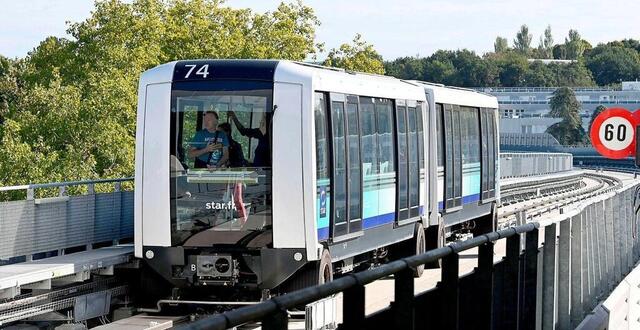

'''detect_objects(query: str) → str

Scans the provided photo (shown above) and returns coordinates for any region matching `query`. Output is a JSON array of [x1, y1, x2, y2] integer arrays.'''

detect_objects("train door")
[[329, 93, 363, 240], [443, 104, 463, 211], [395, 100, 425, 224], [480, 108, 497, 201]]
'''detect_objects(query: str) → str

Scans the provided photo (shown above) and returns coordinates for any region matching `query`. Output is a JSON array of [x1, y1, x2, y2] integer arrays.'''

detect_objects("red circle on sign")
[[633, 109, 640, 122], [590, 108, 637, 159]]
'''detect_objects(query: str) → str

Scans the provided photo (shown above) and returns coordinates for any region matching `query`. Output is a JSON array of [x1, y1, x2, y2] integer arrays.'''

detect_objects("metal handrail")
[[0, 177, 134, 192], [181, 224, 538, 330]]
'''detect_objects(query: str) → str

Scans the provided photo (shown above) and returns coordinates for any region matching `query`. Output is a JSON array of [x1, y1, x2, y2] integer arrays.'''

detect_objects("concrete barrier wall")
[[549, 182, 640, 330]]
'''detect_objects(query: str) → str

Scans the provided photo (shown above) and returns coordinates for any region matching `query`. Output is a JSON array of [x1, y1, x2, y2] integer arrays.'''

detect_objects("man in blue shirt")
[[188, 111, 229, 168]]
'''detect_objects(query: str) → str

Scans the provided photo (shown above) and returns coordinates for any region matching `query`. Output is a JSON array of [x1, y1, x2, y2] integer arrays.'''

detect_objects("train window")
[[417, 103, 426, 214], [359, 98, 378, 176], [315, 94, 330, 181], [487, 110, 496, 198], [418, 103, 425, 171], [169, 80, 273, 246], [480, 108, 497, 201], [396, 103, 409, 221], [176, 101, 204, 168], [453, 107, 463, 208], [346, 101, 362, 230], [460, 108, 470, 167], [314, 93, 330, 240], [331, 101, 348, 237], [408, 106, 420, 218], [468, 108, 480, 164], [443, 105, 454, 209], [436, 104, 444, 169], [376, 99, 395, 174], [480, 109, 487, 199]]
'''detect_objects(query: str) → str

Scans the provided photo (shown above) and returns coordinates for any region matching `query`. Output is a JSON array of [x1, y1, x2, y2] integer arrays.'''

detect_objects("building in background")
[[476, 81, 640, 134]]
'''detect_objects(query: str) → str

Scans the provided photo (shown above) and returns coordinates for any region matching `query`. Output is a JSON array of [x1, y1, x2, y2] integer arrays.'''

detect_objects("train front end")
[[134, 60, 311, 297]]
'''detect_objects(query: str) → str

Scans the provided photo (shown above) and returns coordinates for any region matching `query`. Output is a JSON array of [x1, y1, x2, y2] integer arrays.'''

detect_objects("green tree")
[[384, 56, 426, 80], [422, 50, 498, 87], [514, 25, 533, 55], [546, 87, 586, 145], [1, 0, 323, 187], [323, 34, 384, 74], [552, 44, 567, 59], [487, 52, 529, 86], [423, 50, 457, 84], [588, 105, 607, 134], [586, 45, 640, 85], [546, 120, 587, 145], [542, 25, 554, 58], [565, 29, 586, 59], [553, 61, 595, 86], [494, 37, 509, 53], [524, 61, 556, 86]]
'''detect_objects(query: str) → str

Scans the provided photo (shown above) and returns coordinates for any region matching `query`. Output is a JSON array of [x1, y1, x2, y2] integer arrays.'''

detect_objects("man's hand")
[[227, 111, 236, 119], [205, 143, 222, 152]]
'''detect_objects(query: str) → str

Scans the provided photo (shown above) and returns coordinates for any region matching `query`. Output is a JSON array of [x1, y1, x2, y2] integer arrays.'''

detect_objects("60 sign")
[[590, 108, 638, 159], [603, 123, 627, 142]]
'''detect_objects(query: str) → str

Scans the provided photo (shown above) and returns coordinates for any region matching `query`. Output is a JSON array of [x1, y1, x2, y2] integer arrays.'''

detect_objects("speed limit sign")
[[590, 108, 638, 159]]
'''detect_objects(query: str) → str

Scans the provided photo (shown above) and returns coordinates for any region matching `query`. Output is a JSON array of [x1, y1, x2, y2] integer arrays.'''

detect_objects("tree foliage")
[[565, 29, 587, 60], [588, 105, 607, 134], [323, 34, 385, 74], [586, 44, 640, 85], [0, 0, 326, 187], [494, 37, 509, 53], [542, 25, 554, 58], [514, 25, 533, 55], [546, 87, 587, 145]]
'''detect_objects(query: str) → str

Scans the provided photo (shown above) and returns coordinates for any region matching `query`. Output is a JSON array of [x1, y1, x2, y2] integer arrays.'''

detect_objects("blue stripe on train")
[[317, 206, 425, 240]]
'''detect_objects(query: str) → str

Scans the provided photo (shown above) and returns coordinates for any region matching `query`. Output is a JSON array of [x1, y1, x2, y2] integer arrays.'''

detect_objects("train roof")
[[139, 59, 425, 102], [408, 80, 499, 109], [138, 60, 497, 108]]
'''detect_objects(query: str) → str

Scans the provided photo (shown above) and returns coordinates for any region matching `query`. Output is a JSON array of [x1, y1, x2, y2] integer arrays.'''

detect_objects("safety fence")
[[0, 178, 134, 262], [181, 181, 640, 330], [500, 152, 573, 178], [500, 133, 561, 147]]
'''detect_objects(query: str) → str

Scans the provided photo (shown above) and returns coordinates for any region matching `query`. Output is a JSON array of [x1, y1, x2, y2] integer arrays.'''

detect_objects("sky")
[[1, 0, 639, 60]]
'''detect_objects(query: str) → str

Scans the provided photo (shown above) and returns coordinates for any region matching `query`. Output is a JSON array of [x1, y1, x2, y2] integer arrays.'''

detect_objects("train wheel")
[[472, 202, 498, 236], [413, 223, 426, 278], [318, 249, 333, 284], [424, 218, 445, 269], [280, 249, 333, 294], [392, 223, 426, 277]]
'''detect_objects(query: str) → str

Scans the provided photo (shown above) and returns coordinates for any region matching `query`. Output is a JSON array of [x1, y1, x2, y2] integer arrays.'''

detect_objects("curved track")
[[498, 171, 622, 227]]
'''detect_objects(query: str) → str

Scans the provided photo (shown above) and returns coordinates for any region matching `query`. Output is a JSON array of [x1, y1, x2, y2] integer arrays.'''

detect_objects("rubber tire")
[[412, 223, 426, 278], [424, 219, 445, 269], [472, 202, 497, 237], [318, 249, 333, 284], [281, 249, 333, 293]]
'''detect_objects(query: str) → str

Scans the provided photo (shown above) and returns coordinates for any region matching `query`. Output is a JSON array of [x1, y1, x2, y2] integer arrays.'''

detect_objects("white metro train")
[[134, 60, 499, 299]]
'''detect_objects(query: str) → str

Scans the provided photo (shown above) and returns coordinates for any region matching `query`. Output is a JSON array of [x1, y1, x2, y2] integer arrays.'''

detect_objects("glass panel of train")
[[315, 92, 424, 242], [169, 80, 273, 246]]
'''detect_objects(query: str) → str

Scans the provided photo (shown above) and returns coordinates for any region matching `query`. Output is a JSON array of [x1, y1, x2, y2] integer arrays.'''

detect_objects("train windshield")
[[169, 80, 273, 246]]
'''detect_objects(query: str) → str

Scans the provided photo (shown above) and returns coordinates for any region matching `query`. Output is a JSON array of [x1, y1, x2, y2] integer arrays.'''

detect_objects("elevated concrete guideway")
[[0, 245, 133, 300]]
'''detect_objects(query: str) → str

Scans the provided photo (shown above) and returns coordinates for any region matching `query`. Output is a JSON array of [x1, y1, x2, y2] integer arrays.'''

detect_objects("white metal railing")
[[500, 152, 573, 178]]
